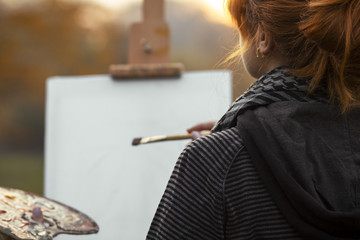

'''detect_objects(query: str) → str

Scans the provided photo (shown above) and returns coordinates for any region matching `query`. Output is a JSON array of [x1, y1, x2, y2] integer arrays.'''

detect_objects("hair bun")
[[300, 0, 359, 55]]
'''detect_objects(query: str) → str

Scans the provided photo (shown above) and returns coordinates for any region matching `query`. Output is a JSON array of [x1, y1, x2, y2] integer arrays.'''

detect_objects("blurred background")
[[0, 0, 253, 195]]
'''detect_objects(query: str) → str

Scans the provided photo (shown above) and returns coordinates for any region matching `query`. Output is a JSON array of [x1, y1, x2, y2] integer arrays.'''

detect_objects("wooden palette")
[[0, 187, 99, 240]]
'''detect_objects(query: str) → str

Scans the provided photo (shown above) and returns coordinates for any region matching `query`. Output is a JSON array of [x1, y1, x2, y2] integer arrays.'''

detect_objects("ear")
[[258, 29, 273, 56]]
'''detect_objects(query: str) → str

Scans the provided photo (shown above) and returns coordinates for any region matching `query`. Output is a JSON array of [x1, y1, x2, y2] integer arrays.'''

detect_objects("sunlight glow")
[[96, 0, 225, 12], [93, 0, 228, 21], [202, 0, 225, 14]]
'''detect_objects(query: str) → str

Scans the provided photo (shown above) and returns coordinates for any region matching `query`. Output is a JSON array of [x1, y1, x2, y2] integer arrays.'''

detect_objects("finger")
[[187, 121, 217, 133], [191, 131, 202, 140]]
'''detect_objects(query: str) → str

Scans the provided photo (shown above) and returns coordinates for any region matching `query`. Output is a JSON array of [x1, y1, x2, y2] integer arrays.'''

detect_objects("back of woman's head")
[[226, 0, 360, 112]]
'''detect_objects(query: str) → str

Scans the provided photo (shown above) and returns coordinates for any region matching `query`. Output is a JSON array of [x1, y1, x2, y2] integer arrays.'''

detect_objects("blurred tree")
[[0, 0, 126, 151]]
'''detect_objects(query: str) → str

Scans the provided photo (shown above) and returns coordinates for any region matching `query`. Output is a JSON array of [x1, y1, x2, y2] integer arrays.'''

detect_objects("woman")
[[147, 0, 360, 239]]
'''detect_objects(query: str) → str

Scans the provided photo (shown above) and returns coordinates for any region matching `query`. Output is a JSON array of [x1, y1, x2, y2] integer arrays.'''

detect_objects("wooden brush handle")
[[166, 133, 193, 140], [166, 131, 210, 140]]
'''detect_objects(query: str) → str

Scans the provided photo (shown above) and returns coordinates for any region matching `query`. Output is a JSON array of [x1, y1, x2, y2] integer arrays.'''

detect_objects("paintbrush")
[[132, 131, 210, 146]]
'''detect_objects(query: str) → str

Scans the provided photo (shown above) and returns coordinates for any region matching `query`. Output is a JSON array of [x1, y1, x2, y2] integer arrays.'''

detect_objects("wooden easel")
[[110, 0, 184, 79], [129, 0, 169, 64]]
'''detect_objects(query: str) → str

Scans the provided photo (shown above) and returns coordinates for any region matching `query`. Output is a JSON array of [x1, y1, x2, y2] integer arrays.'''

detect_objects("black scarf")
[[212, 67, 329, 132]]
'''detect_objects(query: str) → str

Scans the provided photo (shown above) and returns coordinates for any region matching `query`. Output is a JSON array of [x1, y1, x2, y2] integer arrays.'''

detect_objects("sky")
[[92, 0, 230, 23], [95, 0, 226, 14], [1, 0, 230, 25]]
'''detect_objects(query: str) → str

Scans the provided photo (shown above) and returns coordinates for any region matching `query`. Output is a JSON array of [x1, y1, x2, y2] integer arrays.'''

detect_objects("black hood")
[[237, 101, 360, 239]]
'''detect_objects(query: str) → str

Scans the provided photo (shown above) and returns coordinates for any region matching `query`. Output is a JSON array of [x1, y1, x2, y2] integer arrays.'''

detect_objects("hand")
[[186, 121, 217, 140]]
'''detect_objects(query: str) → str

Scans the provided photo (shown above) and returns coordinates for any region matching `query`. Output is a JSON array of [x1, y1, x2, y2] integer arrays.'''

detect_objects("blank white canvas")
[[44, 70, 232, 240]]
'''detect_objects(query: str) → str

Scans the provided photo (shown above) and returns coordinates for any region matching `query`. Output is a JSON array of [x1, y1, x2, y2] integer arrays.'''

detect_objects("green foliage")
[[0, 152, 43, 195]]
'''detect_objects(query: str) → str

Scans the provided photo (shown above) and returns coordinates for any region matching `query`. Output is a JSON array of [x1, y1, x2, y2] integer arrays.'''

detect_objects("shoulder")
[[187, 127, 244, 155], [146, 128, 246, 239], [180, 127, 245, 176]]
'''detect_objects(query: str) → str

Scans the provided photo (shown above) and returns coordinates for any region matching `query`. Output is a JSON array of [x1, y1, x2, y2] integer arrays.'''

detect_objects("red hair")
[[226, 0, 360, 112]]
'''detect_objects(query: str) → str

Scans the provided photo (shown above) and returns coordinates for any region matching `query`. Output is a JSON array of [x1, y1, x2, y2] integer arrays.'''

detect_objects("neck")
[[256, 50, 289, 78]]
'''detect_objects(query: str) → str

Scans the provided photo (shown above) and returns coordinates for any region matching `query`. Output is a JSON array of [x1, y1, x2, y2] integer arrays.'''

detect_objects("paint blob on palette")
[[0, 187, 98, 240]]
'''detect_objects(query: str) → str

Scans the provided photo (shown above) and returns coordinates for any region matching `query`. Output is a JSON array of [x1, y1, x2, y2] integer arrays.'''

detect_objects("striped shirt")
[[147, 127, 302, 239]]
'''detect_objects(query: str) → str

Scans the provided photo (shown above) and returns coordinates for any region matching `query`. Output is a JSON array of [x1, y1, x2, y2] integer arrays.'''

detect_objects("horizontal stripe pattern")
[[147, 128, 301, 239]]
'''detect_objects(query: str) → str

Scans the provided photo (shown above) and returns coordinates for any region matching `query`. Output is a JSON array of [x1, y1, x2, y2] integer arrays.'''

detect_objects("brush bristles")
[[132, 138, 142, 146]]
